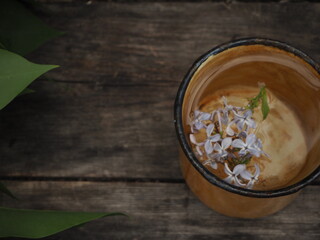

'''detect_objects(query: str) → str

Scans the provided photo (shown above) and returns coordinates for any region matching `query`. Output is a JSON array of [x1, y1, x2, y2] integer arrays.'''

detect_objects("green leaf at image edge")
[[0, 207, 126, 238], [0, 0, 62, 56], [0, 182, 16, 199], [0, 49, 58, 110]]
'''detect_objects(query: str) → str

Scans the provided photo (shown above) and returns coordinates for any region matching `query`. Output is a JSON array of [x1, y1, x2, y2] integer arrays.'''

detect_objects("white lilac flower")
[[190, 134, 205, 156], [212, 137, 232, 161], [240, 164, 260, 189], [191, 110, 211, 132], [224, 163, 246, 186], [234, 110, 256, 131], [231, 133, 262, 157], [204, 123, 221, 154], [204, 133, 221, 154]]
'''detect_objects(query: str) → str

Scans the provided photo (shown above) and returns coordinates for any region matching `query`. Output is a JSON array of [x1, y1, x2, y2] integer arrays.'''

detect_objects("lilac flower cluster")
[[188, 97, 268, 189]]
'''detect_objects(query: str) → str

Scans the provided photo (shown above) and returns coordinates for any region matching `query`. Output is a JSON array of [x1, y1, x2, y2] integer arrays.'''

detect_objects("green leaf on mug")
[[0, 0, 62, 55], [261, 89, 270, 120], [0, 49, 58, 110], [0, 207, 126, 238]]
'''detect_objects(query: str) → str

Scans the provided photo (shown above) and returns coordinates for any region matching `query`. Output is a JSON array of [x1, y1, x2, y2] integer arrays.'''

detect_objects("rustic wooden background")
[[0, 0, 319, 239]]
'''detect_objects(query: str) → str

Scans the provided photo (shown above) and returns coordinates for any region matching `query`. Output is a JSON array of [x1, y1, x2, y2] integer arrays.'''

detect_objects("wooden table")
[[0, 1, 319, 239]]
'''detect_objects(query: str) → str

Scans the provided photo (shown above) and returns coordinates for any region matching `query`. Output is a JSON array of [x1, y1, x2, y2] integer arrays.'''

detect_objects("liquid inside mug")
[[174, 38, 320, 218]]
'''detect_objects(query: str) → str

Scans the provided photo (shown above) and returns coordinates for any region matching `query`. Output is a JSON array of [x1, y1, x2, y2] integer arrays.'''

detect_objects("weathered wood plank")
[[0, 2, 319, 181], [0, 181, 319, 240]]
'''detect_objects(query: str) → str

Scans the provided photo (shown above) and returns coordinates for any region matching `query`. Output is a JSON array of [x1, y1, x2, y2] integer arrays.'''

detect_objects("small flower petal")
[[233, 164, 246, 175], [205, 140, 214, 154], [217, 111, 222, 129], [244, 110, 252, 118], [234, 176, 246, 187], [232, 139, 246, 149], [233, 111, 243, 118], [222, 96, 228, 107], [255, 138, 263, 149], [203, 159, 218, 170], [224, 175, 233, 184], [248, 147, 261, 157], [200, 112, 211, 121], [221, 109, 229, 125], [211, 153, 222, 161], [189, 134, 198, 145], [246, 118, 256, 129], [196, 145, 203, 156], [221, 137, 232, 149], [206, 123, 215, 137], [213, 143, 222, 152], [210, 161, 218, 169], [253, 164, 260, 178], [203, 160, 211, 166], [240, 170, 252, 181], [224, 163, 232, 175], [210, 111, 216, 121], [210, 134, 221, 142], [194, 110, 200, 117], [194, 121, 204, 130], [246, 134, 257, 146], [246, 180, 254, 189], [236, 120, 245, 131], [239, 149, 248, 156], [226, 120, 235, 136]]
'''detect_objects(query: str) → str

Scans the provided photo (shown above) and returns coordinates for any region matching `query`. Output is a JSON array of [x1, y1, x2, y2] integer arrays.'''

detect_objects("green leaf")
[[247, 86, 264, 111], [261, 89, 270, 120], [0, 0, 62, 55], [0, 49, 58, 110], [0, 182, 16, 199], [246, 85, 270, 120], [0, 207, 126, 238]]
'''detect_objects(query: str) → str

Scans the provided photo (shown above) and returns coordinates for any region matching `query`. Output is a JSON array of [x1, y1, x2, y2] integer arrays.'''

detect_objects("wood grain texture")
[[0, 181, 319, 240], [0, 2, 319, 183]]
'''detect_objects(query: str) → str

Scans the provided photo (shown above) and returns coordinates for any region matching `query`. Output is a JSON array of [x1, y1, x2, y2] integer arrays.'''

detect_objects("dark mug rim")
[[174, 37, 320, 198]]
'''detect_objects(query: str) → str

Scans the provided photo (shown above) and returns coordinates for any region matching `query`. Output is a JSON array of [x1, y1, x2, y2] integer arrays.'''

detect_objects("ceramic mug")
[[174, 38, 320, 218]]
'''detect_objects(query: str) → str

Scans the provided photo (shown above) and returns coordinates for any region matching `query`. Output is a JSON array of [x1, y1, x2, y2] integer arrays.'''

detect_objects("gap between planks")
[[0, 176, 319, 185], [0, 176, 184, 183]]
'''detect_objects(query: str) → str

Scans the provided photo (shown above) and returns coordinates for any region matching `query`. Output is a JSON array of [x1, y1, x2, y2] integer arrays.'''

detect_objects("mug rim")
[[174, 37, 320, 198]]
